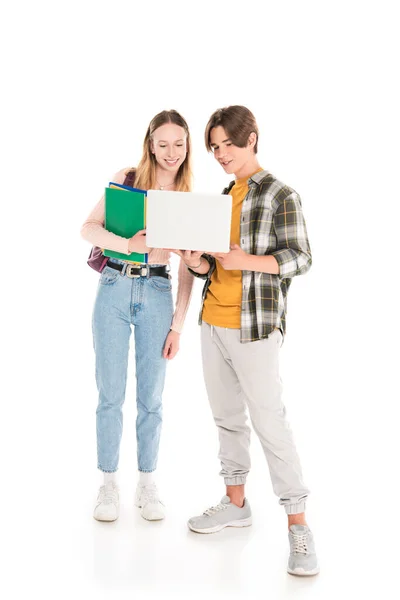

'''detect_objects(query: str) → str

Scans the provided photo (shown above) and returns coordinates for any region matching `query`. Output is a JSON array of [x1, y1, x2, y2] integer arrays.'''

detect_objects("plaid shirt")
[[190, 170, 312, 343]]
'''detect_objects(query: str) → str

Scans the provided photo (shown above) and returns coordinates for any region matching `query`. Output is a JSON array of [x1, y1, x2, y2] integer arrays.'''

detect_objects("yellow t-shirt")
[[202, 170, 261, 328]]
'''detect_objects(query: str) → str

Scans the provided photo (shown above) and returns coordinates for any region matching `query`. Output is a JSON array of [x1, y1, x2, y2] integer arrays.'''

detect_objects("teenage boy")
[[174, 106, 318, 576]]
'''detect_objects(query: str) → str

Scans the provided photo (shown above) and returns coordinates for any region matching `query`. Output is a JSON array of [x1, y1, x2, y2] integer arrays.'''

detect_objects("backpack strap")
[[123, 168, 136, 187]]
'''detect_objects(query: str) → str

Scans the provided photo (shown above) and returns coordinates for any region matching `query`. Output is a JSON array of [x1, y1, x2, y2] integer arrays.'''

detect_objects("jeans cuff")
[[98, 466, 118, 473]]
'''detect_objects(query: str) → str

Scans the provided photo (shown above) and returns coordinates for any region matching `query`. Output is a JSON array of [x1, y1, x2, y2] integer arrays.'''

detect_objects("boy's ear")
[[248, 132, 257, 148]]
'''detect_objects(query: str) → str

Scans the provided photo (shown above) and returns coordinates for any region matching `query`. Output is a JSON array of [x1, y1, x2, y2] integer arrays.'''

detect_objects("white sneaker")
[[93, 481, 119, 522], [135, 482, 165, 521]]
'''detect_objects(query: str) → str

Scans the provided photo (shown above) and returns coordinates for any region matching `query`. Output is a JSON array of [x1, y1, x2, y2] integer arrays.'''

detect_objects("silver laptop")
[[146, 190, 232, 253]]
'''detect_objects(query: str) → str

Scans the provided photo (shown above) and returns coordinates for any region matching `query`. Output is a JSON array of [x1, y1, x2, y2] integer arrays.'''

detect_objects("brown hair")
[[134, 110, 192, 192], [205, 105, 259, 154]]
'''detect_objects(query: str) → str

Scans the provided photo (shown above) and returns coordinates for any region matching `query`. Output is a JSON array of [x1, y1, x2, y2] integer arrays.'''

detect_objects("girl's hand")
[[129, 230, 150, 254], [163, 330, 180, 360], [169, 249, 204, 268]]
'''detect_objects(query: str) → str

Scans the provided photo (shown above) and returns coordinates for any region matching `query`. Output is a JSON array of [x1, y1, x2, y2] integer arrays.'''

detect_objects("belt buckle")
[[126, 265, 140, 278], [126, 265, 148, 278]]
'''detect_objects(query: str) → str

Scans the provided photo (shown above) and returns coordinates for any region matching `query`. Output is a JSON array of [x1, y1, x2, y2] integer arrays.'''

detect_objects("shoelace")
[[291, 531, 309, 555], [140, 483, 160, 504], [204, 503, 228, 516], [98, 484, 118, 505]]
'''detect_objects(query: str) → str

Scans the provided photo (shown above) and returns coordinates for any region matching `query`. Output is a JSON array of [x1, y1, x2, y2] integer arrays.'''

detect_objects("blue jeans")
[[92, 261, 174, 473]]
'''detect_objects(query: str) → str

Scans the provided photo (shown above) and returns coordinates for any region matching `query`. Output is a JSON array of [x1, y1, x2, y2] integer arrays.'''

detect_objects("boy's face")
[[209, 126, 253, 176]]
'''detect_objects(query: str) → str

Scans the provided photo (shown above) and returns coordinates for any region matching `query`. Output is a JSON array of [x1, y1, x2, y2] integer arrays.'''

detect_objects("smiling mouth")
[[165, 159, 179, 165], [220, 160, 232, 166]]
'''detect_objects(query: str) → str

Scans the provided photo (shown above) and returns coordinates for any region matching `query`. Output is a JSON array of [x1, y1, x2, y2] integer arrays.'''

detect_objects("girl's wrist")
[[189, 258, 202, 269]]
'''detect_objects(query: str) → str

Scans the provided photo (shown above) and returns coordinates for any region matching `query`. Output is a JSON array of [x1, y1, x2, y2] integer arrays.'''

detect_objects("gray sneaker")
[[287, 525, 320, 576], [188, 495, 252, 534]]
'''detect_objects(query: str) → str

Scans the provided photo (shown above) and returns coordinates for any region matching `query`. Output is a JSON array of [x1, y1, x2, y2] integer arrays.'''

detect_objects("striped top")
[[80, 168, 194, 333]]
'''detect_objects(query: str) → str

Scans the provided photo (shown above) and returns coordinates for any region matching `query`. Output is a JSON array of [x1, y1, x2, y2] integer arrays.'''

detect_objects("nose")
[[215, 147, 226, 160]]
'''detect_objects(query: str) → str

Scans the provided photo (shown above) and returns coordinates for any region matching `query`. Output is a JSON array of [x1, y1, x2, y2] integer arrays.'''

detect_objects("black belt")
[[106, 260, 170, 279]]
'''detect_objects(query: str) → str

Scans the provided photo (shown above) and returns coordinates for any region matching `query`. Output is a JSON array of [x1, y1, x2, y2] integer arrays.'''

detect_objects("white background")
[[2, 1, 399, 598]]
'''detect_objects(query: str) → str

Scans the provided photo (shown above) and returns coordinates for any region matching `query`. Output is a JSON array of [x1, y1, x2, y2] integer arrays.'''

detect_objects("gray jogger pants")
[[201, 322, 309, 514]]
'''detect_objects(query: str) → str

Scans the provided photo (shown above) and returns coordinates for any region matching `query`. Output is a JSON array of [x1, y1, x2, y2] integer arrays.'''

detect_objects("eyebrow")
[[157, 138, 184, 143], [210, 138, 232, 147]]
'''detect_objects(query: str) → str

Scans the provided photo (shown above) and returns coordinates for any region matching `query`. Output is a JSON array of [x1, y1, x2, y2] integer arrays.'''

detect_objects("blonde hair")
[[133, 110, 192, 192]]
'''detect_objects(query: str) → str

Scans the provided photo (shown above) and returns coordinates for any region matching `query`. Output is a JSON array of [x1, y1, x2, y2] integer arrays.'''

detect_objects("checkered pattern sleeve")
[[271, 192, 312, 278]]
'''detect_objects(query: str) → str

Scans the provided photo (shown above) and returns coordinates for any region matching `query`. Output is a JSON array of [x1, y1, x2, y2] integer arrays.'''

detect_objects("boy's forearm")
[[245, 254, 280, 275]]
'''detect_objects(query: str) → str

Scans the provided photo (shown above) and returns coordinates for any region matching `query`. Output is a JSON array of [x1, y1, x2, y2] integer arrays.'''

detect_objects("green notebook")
[[104, 186, 147, 263]]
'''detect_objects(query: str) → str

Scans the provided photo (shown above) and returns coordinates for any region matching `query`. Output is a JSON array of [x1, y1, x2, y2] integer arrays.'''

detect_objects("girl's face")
[[151, 123, 187, 174]]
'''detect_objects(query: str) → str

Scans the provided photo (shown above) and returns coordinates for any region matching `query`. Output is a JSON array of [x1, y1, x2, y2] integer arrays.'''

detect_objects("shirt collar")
[[226, 169, 270, 191], [248, 169, 270, 185]]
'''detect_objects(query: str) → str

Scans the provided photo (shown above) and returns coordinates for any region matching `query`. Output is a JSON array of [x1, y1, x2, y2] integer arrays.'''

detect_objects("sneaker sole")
[[141, 512, 165, 521], [188, 517, 252, 534], [93, 513, 119, 522], [135, 501, 165, 521], [287, 566, 320, 577]]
